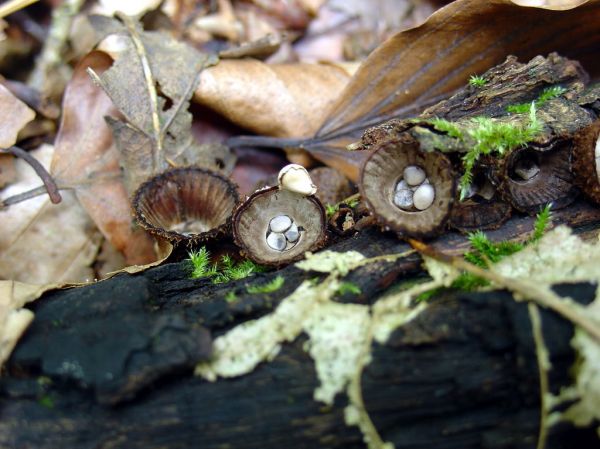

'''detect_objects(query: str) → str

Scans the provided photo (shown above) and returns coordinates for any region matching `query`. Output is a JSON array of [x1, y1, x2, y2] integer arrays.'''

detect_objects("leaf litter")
[[1, 1, 600, 446]]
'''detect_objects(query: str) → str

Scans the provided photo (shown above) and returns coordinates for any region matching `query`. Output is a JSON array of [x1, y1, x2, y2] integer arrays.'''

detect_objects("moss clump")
[[452, 204, 553, 290], [336, 282, 361, 296], [459, 105, 542, 196], [188, 248, 265, 284], [468, 74, 487, 88], [507, 86, 566, 114], [247, 275, 285, 294]]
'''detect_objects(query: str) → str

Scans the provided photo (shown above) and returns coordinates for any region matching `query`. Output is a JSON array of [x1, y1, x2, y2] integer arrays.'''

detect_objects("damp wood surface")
[[1, 200, 600, 449]]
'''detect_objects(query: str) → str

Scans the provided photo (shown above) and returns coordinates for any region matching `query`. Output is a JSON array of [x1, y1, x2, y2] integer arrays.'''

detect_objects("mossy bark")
[[2, 201, 600, 449]]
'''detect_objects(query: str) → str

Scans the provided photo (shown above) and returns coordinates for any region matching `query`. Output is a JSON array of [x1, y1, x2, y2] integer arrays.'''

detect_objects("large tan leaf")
[[51, 51, 156, 265], [0, 144, 102, 284], [0, 84, 35, 148], [193, 59, 352, 138]]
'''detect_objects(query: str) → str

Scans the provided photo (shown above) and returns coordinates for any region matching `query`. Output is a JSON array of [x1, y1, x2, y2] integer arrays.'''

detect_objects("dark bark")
[[1, 200, 600, 449]]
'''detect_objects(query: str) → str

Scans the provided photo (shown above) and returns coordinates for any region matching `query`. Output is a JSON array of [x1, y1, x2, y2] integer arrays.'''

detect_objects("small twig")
[[409, 239, 600, 342], [528, 303, 551, 449], [0, 0, 39, 19], [117, 12, 162, 173], [1, 147, 61, 204]]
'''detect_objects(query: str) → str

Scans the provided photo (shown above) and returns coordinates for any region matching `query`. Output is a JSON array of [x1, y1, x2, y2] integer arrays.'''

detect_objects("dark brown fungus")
[[359, 135, 456, 238], [309, 167, 355, 206], [573, 119, 600, 205], [450, 170, 512, 232], [233, 177, 327, 266], [496, 143, 578, 214], [133, 167, 239, 245], [329, 205, 356, 236]]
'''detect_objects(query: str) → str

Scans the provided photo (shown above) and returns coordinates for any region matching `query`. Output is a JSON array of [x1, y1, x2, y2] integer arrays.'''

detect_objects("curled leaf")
[[89, 14, 224, 191], [194, 59, 352, 138], [0, 84, 35, 148], [52, 51, 156, 265]]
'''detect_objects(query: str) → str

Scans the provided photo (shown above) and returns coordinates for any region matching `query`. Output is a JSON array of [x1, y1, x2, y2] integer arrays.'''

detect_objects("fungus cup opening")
[[133, 167, 240, 244], [233, 186, 327, 266], [499, 142, 578, 213], [359, 136, 455, 238]]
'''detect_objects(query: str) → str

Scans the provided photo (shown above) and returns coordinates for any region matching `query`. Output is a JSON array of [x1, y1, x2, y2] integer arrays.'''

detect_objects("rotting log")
[[1, 200, 600, 449]]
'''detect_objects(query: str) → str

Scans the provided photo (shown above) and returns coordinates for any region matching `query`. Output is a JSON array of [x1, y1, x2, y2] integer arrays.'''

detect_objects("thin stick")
[[409, 239, 600, 342], [2, 147, 61, 204], [528, 303, 551, 449], [0, 0, 39, 19], [117, 13, 162, 173]]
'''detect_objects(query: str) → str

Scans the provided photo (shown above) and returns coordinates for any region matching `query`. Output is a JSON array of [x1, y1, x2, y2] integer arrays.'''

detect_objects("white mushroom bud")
[[413, 184, 435, 210], [278, 164, 317, 196]]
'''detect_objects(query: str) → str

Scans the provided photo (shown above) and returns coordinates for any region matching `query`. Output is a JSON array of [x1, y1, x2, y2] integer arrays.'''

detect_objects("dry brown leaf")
[[0, 153, 16, 187], [0, 280, 61, 369], [89, 14, 228, 192], [0, 144, 102, 284], [315, 0, 600, 141], [0, 83, 35, 148], [193, 58, 352, 138], [51, 51, 156, 266], [281, 0, 600, 182]]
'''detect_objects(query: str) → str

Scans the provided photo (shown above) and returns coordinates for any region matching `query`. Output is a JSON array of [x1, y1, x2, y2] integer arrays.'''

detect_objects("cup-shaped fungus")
[[233, 164, 327, 266], [573, 119, 600, 204], [495, 143, 579, 213], [359, 135, 456, 238], [449, 170, 512, 232], [133, 167, 239, 245]]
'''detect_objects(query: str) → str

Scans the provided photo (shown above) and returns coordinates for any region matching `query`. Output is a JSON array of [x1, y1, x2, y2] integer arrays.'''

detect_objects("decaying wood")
[[1, 200, 600, 449]]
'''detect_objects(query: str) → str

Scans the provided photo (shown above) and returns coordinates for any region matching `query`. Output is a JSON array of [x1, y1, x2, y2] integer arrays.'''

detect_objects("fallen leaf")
[[89, 14, 226, 192], [315, 0, 600, 142], [193, 58, 352, 138], [0, 280, 60, 370], [0, 153, 16, 187], [0, 144, 102, 284], [291, 0, 600, 180], [0, 83, 35, 148], [51, 51, 156, 265]]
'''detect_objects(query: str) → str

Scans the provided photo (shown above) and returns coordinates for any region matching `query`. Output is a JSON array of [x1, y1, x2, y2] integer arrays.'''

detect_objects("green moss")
[[459, 104, 542, 196], [247, 275, 285, 294], [429, 117, 464, 140], [225, 290, 238, 303], [468, 74, 487, 88], [451, 205, 553, 290], [336, 282, 361, 296], [188, 248, 265, 284], [507, 86, 566, 114], [188, 247, 212, 279], [38, 395, 54, 409]]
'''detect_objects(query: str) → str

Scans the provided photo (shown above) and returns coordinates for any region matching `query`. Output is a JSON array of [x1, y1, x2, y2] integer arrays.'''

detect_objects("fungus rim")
[[359, 136, 456, 238], [232, 186, 327, 266], [132, 166, 240, 245]]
